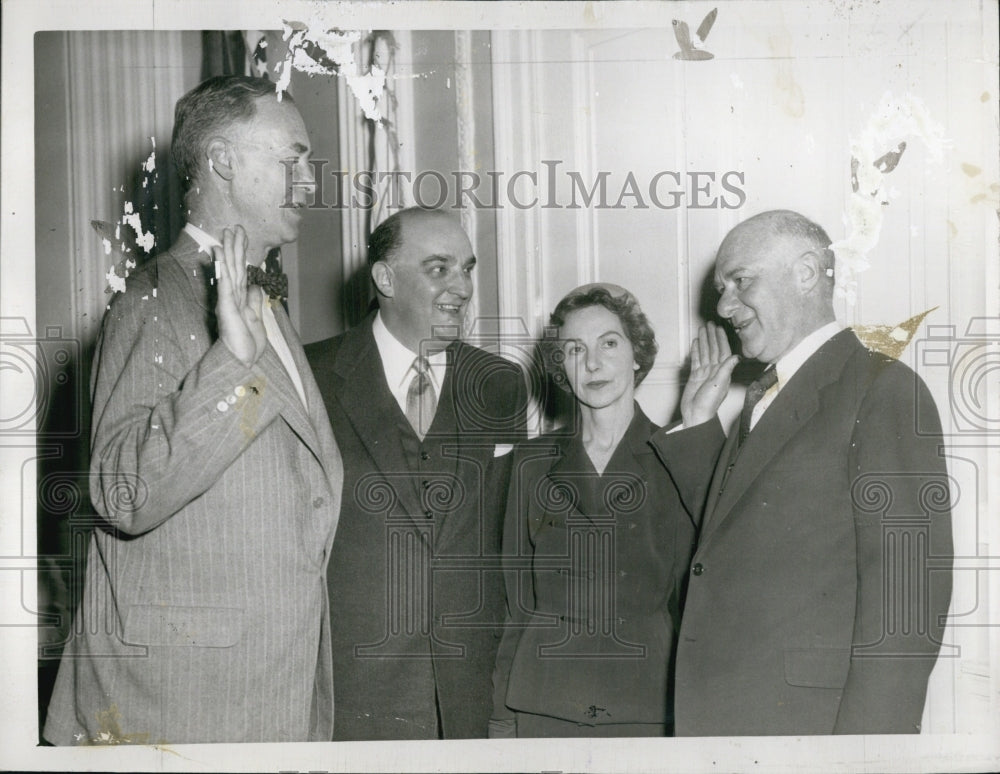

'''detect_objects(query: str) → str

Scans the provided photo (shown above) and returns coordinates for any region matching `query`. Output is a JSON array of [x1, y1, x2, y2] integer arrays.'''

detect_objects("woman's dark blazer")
[[491, 404, 698, 727]]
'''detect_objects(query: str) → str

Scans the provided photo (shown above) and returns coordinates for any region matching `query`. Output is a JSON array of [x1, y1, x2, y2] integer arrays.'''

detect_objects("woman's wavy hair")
[[543, 286, 658, 392]]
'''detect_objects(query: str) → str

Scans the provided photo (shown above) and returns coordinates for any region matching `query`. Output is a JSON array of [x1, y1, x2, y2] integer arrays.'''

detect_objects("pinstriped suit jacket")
[[43, 233, 343, 744]]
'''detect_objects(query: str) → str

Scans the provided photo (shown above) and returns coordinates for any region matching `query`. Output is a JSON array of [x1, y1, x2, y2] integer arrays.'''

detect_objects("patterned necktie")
[[405, 356, 437, 440], [246, 264, 288, 301], [737, 366, 778, 446]]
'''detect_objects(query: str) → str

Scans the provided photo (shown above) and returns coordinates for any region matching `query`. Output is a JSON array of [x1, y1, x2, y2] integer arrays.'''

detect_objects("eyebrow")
[[563, 330, 622, 344], [419, 254, 478, 266], [715, 264, 749, 287]]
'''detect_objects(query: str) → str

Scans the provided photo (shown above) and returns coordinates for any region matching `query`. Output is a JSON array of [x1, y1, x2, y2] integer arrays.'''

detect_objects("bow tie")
[[246, 264, 288, 301]]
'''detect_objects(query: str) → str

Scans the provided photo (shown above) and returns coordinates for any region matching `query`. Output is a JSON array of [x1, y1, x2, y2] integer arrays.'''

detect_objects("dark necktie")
[[738, 366, 778, 446], [405, 356, 437, 440], [246, 264, 288, 301]]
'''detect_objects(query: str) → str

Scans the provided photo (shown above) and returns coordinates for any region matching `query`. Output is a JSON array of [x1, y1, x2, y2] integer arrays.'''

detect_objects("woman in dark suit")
[[490, 283, 703, 738]]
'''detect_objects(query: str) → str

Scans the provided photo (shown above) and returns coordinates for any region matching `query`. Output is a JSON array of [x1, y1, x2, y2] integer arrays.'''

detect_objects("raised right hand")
[[213, 226, 267, 367], [680, 321, 739, 427]]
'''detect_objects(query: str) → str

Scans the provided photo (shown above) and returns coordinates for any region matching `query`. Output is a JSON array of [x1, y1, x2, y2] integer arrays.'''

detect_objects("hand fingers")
[[698, 325, 712, 367], [220, 228, 239, 294], [706, 321, 722, 364], [717, 353, 740, 380], [232, 225, 249, 291], [690, 335, 702, 372], [213, 245, 234, 305], [713, 322, 732, 359]]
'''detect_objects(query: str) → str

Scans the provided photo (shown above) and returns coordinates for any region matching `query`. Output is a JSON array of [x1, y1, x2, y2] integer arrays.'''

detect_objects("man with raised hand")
[[653, 209, 953, 735], [44, 75, 343, 744]]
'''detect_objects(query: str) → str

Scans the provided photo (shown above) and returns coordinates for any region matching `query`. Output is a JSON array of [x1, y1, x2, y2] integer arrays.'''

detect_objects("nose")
[[300, 158, 316, 185], [716, 285, 738, 320], [584, 346, 600, 373], [447, 269, 472, 299]]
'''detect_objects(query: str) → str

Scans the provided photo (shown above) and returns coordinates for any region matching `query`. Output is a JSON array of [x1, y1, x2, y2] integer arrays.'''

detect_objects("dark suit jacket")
[[492, 404, 698, 730], [651, 329, 953, 736], [305, 315, 527, 740], [44, 233, 343, 744]]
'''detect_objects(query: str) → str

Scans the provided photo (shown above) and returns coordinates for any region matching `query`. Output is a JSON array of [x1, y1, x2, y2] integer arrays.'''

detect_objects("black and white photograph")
[[1, 0, 998, 771]]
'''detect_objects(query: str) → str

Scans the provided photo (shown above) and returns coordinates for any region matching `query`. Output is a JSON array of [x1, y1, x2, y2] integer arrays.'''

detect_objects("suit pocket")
[[123, 604, 246, 647], [783, 648, 850, 688]]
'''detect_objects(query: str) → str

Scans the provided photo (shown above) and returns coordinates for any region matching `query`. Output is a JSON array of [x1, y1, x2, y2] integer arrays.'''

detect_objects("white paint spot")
[[890, 326, 908, 342], [121, 201, 155, 252], [830, 92, 946, 305], [106, 266, 126, 294], [102, 238, 112, 255], [730, 73, 744, 90], [274, 23, 388, 120]]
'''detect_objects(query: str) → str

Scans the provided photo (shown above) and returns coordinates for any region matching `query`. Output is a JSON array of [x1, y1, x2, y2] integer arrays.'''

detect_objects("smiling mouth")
[[435, 303, 464, 315], [732, 319, 754, 334], [586, 380, 610, 389]]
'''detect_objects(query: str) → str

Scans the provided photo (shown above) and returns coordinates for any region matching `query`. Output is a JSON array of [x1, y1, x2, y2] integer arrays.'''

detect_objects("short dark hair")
[[544, 286, 658, 391], [367, 206, 451, 268], [171, 75, 289, 191], [367, 210, 406, 268]]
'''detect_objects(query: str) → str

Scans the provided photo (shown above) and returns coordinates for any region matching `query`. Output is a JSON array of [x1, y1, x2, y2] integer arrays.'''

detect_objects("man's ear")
[[795, 250, 824, 292], [206, 137, 236, 182], [371, 261, 395, 299]]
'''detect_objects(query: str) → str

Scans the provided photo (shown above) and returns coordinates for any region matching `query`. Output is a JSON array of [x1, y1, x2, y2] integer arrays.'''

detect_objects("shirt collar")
[[773, 320, 844, 388], [372, 311, 448, 392], [183, 223, 264, 268], [183, 223, 220, 253]]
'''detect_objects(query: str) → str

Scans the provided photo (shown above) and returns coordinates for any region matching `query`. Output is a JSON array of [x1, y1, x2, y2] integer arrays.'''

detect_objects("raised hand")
[[213, 226, 267, 367], [681, 321, 739, 427]]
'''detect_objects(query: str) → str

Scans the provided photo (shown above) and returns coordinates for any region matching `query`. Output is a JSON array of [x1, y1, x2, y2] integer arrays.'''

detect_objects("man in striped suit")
[[43, 75, 344, 744]]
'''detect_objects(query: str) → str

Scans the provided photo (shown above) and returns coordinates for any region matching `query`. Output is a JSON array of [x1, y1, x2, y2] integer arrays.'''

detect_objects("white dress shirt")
[[749, 320, 844, 431], [184, 223, 308, 408], [372, 311, 447, 416]]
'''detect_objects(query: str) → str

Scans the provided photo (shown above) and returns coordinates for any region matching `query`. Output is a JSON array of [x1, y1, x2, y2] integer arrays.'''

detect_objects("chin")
[[429, 321, 464, 340]]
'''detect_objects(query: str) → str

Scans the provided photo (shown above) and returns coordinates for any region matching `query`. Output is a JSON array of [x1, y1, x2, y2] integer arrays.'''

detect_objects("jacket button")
[[424, 510, 433, 519], [692, 563, 704, 576], [420, 451, 430, 461], [422, 480, 430, 489], [313, 497, 324, 508]]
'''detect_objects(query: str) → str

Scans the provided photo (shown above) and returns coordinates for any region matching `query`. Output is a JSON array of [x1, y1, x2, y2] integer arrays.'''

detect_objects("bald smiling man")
[[651, 209, 953, 736]]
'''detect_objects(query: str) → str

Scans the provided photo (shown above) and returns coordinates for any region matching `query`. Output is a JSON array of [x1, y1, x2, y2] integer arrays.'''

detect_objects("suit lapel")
[[257, 307, 325, 464], [274, 308, 343, 488], [543, 428, 594, 523], [538, 404, 655, 526], [698, 330, 860, 548], [332, 321, 427, 521]]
